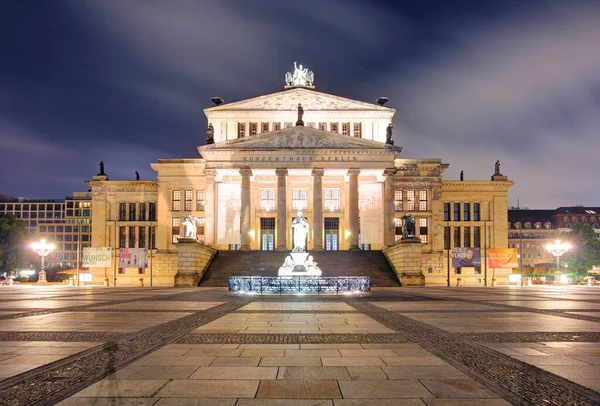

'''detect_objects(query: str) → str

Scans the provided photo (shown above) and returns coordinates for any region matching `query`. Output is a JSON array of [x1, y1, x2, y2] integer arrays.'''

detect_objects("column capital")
[[275, 168, 289, 177], [347, 168, 361, 177], [239, 167, 253, 177], [383, 168, 397, 177], [311, 168, 325, 177], [203, 168, 218, 177]]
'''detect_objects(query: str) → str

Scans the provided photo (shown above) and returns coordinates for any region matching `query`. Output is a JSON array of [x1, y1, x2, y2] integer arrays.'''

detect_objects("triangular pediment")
[[204, 88, 395, 112], [199, 126, 400, 152]]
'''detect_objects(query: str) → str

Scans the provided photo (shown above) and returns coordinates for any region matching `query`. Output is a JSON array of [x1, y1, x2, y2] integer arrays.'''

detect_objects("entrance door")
[[324, 217, 339, 251], [260, 218, 275, 251]]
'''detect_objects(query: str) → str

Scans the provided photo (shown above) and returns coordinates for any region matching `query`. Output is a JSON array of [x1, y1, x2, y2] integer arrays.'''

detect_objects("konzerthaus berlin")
[[86, 65, 513, 287]]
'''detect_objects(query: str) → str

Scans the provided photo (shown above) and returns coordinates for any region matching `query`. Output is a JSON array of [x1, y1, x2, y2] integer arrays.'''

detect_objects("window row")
[[2, 211, 64, 219], [394, 218, 429, 244], [258, 188, 340, 211], [563, 215, 597, 223], [237, 122, 362, 138], [119, 202, 157, 221], [443, 202, 481, 221], [119, 226, 157, 249], [172, 190, 204, 212], [510, 222, 553, 229], [0, 203, 63, 211], [395, 190, 428, 211], [39, 225, 91, 233], [443, 226, 482, 249]]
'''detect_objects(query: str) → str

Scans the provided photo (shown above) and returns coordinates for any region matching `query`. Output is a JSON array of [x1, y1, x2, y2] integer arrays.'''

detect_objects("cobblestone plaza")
[[0, 286, 599, 405]]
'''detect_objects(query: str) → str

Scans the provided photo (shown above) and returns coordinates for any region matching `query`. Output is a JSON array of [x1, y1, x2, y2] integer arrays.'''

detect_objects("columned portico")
[[203, 168, 217, 246], [276, 168, 288, 250], [312, 168, 324, 250], [347, 168, 360, 250], [383, 168, 397, 246], [239, 167, 253, 250]]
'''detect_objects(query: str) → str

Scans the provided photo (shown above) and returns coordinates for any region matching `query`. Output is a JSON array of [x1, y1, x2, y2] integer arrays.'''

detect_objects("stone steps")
[[199, 250, 400, 287]]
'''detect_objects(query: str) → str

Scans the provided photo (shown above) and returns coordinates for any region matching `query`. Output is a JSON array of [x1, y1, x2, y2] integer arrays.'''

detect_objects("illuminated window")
[[394, 191, 403, 211], [272, 122, 281, 131], [341, 122, 350, 135], [172, 218, 180, 243], [196, 190, 205, 211], [406, 191, 415, 211], [463, 226, 470, 247], [250, 122, 258, 135], [284, 122, 293, 128], [129, 226, 136, 248], [353, 123, 362, 137], [185, 190, 193, 211], [139, 227, 146, 248], [395, 218, 403, 242], [196, 218, 205, 243], [474, 226, 481, 248], [319, 122, 327, 131], [330, 123, 339, 133], [324, 188, 340, 211], [260, 188, 276, 211], [453, 227, 461, 248], [292, 188, 308, 211], [307, 122, 315, 128], [261, 123, 269, 133], [418, 191, 427, 211], [172, 190, 181, 211], [237, 122, 246, 138], [119, 226, 126, 248], [419, 218, 428, 244]]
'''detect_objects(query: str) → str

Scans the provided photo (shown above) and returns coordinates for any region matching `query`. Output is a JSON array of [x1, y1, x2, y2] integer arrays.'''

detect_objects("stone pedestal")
[[174, 238, 217, 287], [383, 238, 425, 286], [37, 270, 48, 283]]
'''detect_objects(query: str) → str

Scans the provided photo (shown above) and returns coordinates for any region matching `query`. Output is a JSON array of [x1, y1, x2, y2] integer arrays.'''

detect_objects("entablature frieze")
[[206, 110, 395, 119]]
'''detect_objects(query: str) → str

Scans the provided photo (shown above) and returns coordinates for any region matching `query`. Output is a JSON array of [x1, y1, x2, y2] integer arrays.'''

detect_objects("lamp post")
[[546, 240, 570, 286], [30, 239, 56, 283]]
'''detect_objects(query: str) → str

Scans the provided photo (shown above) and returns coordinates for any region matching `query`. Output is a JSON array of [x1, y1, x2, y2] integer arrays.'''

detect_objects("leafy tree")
[[561, 223, 600, 281], [0, 214, 27, 275]]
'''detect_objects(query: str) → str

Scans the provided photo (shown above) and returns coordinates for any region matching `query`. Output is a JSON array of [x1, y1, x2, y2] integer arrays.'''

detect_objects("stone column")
[[203, 168, 217, 246], [239, 167, 253, 250], [276, 168, 288, 250], [383, 168, 397, 246], [312, 168, 324, 250], [347, 168, 360, 250]]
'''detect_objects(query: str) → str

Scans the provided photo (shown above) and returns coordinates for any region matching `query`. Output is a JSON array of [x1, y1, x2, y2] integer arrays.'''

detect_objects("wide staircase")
[[199, 250, 400, 287]]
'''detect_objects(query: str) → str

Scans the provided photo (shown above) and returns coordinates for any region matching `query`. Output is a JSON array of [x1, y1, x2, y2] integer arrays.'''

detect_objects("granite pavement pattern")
[[0, 284, 598, 405]]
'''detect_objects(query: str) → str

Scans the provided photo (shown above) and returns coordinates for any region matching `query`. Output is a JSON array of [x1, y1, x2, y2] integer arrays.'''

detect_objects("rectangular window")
[[260, 188, 276, 211], [272, 122, 281, 131], [418, 191, 427, 211], [453, 203, 460, 221], [172, 218, 181, 243], [394, 191, 402, 211], [139, 226, 146, 248], [474, 203, 480, 221], [419, 218, 428, 244], [196, 218, 205, 243], [129, 226, 136, 248], [406, 191, 415, 211], [474, 226, 481, 248], [172, 190, 181, 211], [319, 122, 328, 131], [149, 203, 157, 221], [196, 190, 205, 211], [464, 226, 471, 247], [139, 203, 146, 221], [307, 122, 315, 128], [341, 122, 350, 135], [284, 122, 293, 128], [444, 203, 450, 221], [395, 218, 403, 242], [324, 188, 340, 211], [261, 122, 269, 133], [119, 226, 126, 248], [249, 122, 258, 135], [454, 227, 461, 248], [237, 122, 246, 138], [353, 123, 362, 138], [463, 203, 470, 221], [185, 190, 193, 211], [292, 188, 308, 211], [330, 123, 339, 133], [444, 226, 450, 250], [83, 209, 90, 217], [37, 204, 43, 211], [119, 203, 126, 221], [150, 226, 156, 249], [129, 203, 136, 221]]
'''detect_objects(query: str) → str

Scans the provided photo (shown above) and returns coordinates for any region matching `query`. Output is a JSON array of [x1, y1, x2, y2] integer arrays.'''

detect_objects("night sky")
[[1, 0, 599, 208]]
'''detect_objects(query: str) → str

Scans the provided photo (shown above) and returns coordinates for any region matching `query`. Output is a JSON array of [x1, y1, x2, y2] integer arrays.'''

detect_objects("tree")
[[0, 214, 27, 275], [561, 223, 600, 281]]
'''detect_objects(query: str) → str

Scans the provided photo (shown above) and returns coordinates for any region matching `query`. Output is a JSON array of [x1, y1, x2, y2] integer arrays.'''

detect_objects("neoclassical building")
[[87, 67, 513, 286]]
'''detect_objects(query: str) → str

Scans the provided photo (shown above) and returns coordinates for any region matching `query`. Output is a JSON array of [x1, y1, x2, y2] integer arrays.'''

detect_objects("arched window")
[[582, 216, 587, 222], [572, 216, 577, 222], [563, 216, 569, 222]]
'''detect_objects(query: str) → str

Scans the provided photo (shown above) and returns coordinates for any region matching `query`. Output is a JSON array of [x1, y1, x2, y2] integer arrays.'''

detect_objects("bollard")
[[456, 278, 462, 287]]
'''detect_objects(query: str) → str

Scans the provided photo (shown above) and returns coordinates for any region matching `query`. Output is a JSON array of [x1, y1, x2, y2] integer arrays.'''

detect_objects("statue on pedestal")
[[292, 211, 309, 252], [182, 215, 202, 239], [386, 123, 394, 145], [207, 123, 214, 145], [494, 160, 502, 176], [296, 103, 304, 126], [98, 161, 105, 176], [401, 214, 416, 239], [285, 62, 314, 87]]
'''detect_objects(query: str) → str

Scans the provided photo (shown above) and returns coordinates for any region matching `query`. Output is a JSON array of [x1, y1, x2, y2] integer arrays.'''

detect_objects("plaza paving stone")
[[0, 285, 599, 405]]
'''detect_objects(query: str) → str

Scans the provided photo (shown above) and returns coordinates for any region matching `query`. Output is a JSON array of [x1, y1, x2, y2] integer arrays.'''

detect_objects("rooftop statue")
[[285, 62, 314, 87]]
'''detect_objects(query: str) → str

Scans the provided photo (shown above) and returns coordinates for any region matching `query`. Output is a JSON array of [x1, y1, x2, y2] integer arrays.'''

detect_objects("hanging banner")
[[118, 248, 148, 268], [488, 248, 518, 268], [452, 247, 481, 268], [359, 183, 383, 245], [217, 182, 241, 244], [82, 247, 112, 267]]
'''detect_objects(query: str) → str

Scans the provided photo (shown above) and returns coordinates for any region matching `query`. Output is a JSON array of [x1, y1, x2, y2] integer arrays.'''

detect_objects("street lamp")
[[30, 239, 56, 283], [546, 240, 571, 286]]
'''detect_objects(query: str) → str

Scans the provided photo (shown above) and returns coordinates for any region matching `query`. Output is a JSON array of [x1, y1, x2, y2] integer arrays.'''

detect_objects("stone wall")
[[383, 240, 424, 286], [175, 239, 218, 286]]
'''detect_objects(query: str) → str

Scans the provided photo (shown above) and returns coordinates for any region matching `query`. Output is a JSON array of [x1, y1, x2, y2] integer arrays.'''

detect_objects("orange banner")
[[488, 248, 518, 268]]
